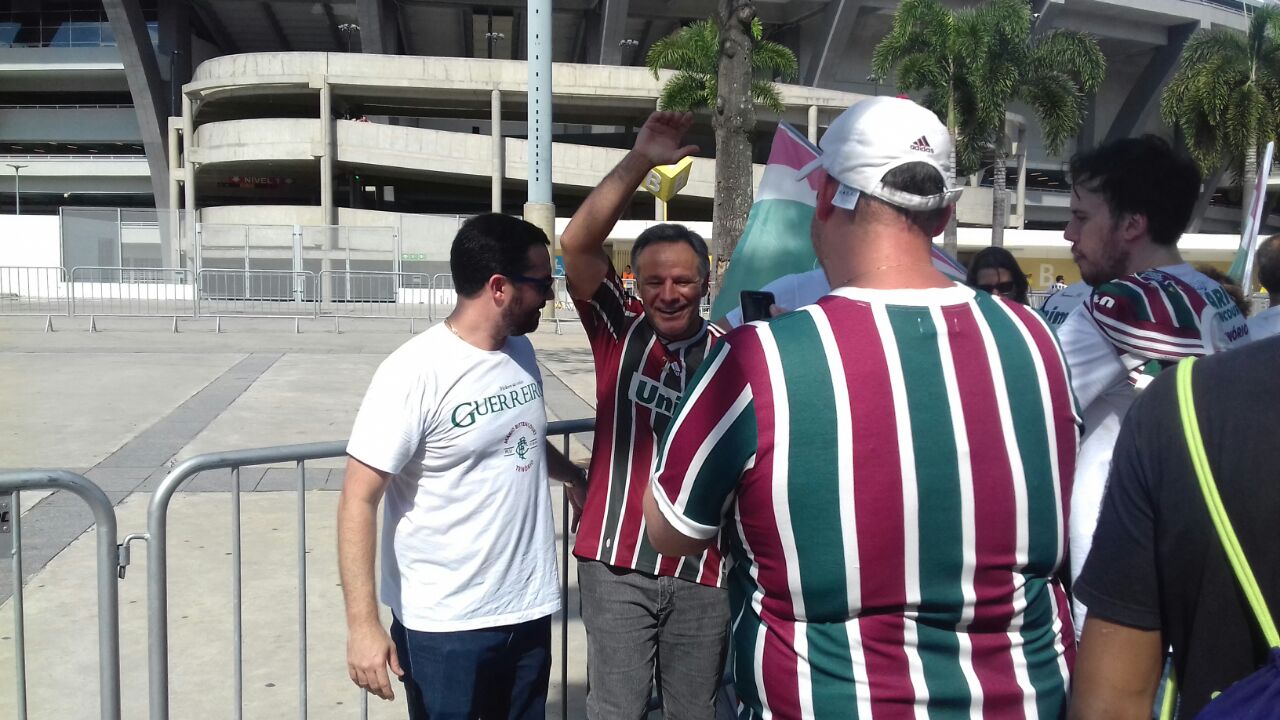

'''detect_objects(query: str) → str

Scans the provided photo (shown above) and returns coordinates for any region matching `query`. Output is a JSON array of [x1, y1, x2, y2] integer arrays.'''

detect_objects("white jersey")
[[1039, 280, 1091, 330], [1249, 304, 1280, 339], [347, 324, 562, 632], [1060, 263, 1251, 633]]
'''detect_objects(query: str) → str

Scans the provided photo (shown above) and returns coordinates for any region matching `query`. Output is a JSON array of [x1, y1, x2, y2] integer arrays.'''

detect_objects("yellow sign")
[[641, 156, 694, 202]]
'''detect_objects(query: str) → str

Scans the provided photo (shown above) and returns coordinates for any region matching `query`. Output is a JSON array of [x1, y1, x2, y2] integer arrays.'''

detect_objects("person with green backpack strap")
[[1070, 337, 1280, 718]]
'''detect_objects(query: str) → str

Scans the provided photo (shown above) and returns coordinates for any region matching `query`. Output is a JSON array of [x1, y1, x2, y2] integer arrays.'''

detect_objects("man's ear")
[[815, 174, 840, 222], [930, 205, 954, 237], [1119, 211, 1149, 246], [487, 274, 508, 302]]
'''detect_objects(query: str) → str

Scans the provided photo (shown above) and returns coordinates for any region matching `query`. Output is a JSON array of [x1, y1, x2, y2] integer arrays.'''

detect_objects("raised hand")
[[633, 111, 701, 168]]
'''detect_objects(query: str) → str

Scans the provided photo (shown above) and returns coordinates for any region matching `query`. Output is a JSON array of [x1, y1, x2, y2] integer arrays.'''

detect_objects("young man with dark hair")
[[646, 97, 1079, 718], [1250, 234, 1280, 339], [1057, 135, 1252, 633], [559, 111, 729, 720], [338, 213, 580, 719]]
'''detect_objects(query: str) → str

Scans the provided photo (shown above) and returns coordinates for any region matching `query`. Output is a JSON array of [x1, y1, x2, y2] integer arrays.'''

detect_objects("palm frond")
[[751, 40, 798, 80], [751, 81, 786, 114], [658, 72, 713, 111]]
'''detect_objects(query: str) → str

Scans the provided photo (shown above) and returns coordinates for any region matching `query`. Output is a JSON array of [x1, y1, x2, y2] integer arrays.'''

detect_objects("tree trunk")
[[1243, 141, 1258, 236], [991, 129, 1007, 247], [943, 97, 959, 255], [711, 0, 756, 294]]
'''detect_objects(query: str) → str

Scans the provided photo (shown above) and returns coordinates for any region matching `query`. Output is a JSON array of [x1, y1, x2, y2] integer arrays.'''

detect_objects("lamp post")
[[338, 23, 359, 53], [7, 164, 27, 215]]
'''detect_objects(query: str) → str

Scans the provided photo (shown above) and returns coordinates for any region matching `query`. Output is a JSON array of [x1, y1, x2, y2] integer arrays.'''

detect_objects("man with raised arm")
[[561, 111, 729, 720]]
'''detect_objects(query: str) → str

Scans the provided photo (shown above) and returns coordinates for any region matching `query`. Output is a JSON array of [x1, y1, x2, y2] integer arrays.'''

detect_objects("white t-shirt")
[[1249, 304, 1280, 339], [1059, 263, 1251, 633], [1039, 280, 1091, 330], [347, 324, 562, 632]]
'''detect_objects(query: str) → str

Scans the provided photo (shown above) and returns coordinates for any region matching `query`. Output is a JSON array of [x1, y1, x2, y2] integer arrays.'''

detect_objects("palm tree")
[[1161, 5, 1280, 231], [646, 13, 798, 280], [970, 0, 1104, 246], [871, 0, 989, 254], [646, 18, 797, 114]]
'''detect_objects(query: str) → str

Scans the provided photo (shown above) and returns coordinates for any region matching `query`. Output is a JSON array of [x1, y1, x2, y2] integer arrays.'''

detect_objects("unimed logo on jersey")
[[629, 375, 680, 418]]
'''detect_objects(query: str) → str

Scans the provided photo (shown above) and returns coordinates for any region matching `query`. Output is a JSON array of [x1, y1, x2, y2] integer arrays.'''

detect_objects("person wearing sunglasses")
[[966, 245, 1030, 304]]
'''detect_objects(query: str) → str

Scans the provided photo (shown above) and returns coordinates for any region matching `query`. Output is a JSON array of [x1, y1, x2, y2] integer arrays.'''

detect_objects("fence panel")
[[430, 273, 457, 322], [69, 266, 195, 320], [197, 269, 318, 319], [0, 471, 122, 720], [0, 267, 69, 318], [317, 270, 433, 331], [145, 419, 594, 720]]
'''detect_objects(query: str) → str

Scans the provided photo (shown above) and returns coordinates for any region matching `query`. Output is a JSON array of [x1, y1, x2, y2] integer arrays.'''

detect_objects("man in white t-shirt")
[[1057, 136, 1252, 635], [1249, 234, 1280, 339], [338, 213, 583, 719]]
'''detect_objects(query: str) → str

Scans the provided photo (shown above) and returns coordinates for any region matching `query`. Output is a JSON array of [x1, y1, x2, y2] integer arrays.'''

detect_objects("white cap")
[[797, 96, 963, 212]]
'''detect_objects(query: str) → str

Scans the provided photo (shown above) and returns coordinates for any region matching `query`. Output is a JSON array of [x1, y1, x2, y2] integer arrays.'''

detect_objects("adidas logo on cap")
[[910, 136, 934, 153]]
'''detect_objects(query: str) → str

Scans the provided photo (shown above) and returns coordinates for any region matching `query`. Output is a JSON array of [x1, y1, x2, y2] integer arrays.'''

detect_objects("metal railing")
[[197, 269, 319, 331], [0, 267, 69, 330], [69, 266, 195, 331], [145, 418, 594, 720], [0, 471, 122, 720], [317, 270, 433, 332]]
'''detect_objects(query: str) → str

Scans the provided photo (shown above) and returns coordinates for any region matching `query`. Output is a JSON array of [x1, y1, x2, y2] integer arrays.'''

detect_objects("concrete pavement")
[[0, 316, 599, 719]]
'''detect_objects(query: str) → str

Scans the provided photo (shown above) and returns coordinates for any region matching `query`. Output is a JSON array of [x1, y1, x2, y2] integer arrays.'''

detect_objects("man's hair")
[[1056, 275, 1065, 281], [865, 162, 950, 234], [1068, 135, 1201, 247], [631, 223, 711, 281], [450, 213, 550, 298], [1258, 234, 1280, 295]]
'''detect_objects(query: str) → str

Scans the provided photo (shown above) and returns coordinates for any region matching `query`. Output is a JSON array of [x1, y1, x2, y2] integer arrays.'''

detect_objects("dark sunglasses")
[[506, 274, 555, 294], [978, 281, 1017, 295]]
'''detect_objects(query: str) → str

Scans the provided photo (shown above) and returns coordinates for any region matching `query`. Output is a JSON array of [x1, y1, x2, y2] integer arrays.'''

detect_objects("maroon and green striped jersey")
[[572, 264, 726, 586], [653, 284, 1080, 718]]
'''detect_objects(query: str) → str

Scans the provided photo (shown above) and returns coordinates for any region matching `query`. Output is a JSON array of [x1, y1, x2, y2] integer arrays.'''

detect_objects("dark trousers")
[[391, 614, 552, 720], [578, 560, 730, 720]]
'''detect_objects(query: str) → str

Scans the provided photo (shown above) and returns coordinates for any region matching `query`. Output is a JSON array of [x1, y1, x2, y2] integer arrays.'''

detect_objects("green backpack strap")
[[1176, 358, 1280, 648]]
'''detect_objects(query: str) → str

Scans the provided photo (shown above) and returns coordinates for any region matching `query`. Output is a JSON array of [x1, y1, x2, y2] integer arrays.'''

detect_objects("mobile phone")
[[740, 290, 776, 323]]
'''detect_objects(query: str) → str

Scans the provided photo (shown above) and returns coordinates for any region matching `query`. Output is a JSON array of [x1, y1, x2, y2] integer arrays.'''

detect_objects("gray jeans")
[[578, 560, 730, 720]]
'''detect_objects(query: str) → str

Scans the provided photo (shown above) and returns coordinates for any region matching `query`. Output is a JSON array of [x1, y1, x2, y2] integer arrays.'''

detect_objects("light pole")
[[7, 164, 27, 215], [338, 23, 359, 53]]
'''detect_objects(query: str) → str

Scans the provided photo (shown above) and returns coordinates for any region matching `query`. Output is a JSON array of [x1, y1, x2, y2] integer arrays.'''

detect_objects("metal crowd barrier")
[[145, 418, 594, 720], [317, 270, 434, 332], [549, 276, 580, 334], [429, 273, 457, 324], [69, 266, 195, 332], [0, 471, 122, 720], [197, 269, 319, 332], [0, 266, 68, 331]]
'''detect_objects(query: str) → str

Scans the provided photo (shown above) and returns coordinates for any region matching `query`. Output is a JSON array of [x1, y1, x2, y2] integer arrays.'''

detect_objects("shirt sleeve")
[[573, 260, 641, 346], [1087, 276, 1209, 362], [1057, 303, 1127, 411], [651, 336, 758, 540], [1073, 374, 1173, 631], [346, 352, 430, 476]]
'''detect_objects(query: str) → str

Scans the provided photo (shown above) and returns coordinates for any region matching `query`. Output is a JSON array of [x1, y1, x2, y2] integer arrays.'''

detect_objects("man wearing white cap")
[[644, 97, 1080, 718]]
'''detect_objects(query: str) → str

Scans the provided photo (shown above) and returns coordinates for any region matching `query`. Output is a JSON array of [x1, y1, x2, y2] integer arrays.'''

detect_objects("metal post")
[[5, 489, 27, 718], [7, 164, 27, 215], [526, 0, 556, 305], [560, 434, 570, 720], [492, 89, 503, 212], [232, 467, 244, 720], [297, 460, 309, 720]]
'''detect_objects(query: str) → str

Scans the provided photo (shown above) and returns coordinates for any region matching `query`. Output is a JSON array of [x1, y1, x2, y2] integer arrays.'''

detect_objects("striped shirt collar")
[[829, 282, 976, 306]]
